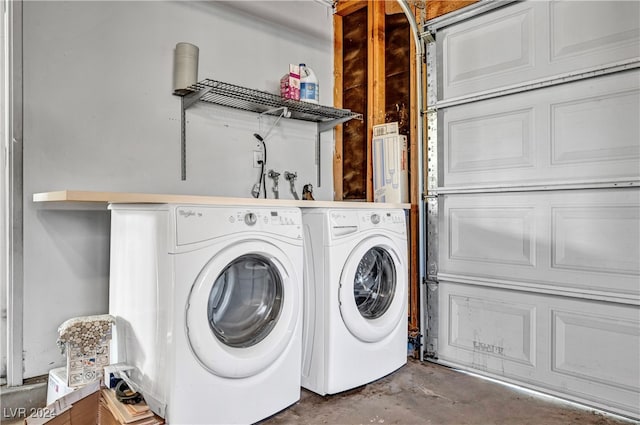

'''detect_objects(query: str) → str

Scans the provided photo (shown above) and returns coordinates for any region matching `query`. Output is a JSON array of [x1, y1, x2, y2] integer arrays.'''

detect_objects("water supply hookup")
[[284, 171, 299, 200], [302, 183, 315, 201], [268, 169, 281, 199]]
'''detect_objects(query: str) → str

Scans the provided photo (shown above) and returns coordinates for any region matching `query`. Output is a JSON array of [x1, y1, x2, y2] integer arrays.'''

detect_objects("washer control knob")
[[371, 213, 380, 224], [244, 212, 257, 226]]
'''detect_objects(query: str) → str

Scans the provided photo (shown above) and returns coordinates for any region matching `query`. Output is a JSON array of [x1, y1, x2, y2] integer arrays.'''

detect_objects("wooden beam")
[[336, 0, 367, 17], [384, 0, 404, 15], [370, 2, 386, 126], [366, 1, 386, 202], [333, 13, 345, 201], [426, 0, 478, 20]]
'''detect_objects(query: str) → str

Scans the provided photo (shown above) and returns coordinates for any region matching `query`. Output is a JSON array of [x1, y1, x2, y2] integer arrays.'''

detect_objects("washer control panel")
[[175, 206, 302, 246], [227, 209, 300, 227]]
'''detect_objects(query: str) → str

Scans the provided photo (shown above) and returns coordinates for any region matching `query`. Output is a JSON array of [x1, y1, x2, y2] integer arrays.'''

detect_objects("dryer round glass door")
[[186, 240, 300, 378], [338, 236, 407, 343]]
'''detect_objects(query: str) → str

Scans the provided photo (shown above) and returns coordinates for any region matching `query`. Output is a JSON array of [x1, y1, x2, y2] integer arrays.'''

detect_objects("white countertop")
[[33, 190, 412, 210]]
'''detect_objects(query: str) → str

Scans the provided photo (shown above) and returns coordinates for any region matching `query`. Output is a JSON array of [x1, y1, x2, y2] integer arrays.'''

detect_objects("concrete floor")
[[262, 359, 632, 425], [2, 359, 633, 425]]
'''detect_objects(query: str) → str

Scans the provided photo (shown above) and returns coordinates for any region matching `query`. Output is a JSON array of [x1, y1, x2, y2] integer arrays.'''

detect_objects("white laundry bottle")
[[299, 63, 319, 104]]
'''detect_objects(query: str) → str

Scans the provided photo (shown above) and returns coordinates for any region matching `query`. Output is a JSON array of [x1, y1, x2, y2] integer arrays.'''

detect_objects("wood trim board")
[[33, 190, 411, 210]]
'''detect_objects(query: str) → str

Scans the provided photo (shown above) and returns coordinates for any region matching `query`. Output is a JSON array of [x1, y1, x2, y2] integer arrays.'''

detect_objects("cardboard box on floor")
[[25, 381, 162, 425], [25, 381, 103, 425]]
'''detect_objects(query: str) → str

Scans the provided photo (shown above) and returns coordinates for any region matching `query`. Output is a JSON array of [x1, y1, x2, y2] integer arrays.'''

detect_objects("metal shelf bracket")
[[316, 115, 355, 134], [315, 115, 357, 187], [178, 88, 211, 181]]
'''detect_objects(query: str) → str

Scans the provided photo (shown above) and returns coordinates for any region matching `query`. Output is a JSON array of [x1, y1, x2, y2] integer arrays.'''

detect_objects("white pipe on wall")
[[3, 0, 24, 387]]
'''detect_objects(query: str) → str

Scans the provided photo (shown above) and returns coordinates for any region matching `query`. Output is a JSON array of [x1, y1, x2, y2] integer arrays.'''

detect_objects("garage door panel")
[[551, 90, 640, 165], [552, 310, 640, 392], [449, 294, 536, 366], [448, 108, 534, 173], [449, 207, 535, 266], [442, 71, 640, 188], [439, 1, 640, 100], [444, 8, 534, 88], [439, 282, 640, 418], [440, 189, 640, 299], [550, 1, 640, 63], [552, 206, 640, 275]]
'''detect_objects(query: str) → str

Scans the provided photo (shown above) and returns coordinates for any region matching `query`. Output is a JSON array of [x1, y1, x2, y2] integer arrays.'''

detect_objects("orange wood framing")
[[333, 11, 345, 200], [427, 0, 478, 19]]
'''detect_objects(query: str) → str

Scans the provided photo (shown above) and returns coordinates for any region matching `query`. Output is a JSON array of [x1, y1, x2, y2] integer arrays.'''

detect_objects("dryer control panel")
[[358, 210, 406, 235]]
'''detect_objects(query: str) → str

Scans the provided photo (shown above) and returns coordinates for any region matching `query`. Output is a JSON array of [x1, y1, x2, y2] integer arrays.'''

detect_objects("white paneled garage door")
[[424, 1, 639, 419]]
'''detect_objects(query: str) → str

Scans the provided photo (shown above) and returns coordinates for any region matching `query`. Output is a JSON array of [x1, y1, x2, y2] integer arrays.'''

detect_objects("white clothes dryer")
[[109, 204, 303, 425], [300, 208, 408, 395]]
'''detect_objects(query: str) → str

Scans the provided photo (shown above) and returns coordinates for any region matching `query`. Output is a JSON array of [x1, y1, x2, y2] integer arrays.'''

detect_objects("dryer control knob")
[[371, 213, 380, 224], [244, 212, 257, 226]]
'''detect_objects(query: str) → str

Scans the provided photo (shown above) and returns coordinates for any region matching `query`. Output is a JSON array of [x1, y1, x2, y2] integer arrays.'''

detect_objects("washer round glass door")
[[338, 236, 407, 343], [208, 254, 282, 348], [353, 247, 396, 319], [186, 240, 299, 378]]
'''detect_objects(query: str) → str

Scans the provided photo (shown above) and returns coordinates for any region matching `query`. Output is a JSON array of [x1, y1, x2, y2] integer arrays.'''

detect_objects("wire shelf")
[[177, 78, 362, 184], [189, 79, 363, 123]]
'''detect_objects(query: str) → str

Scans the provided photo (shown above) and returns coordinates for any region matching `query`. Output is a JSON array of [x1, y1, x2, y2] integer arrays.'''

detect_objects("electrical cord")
[[254, 133, 268, 198], [259, 160, 265, 198], [262, 165, 267, 198], [252, 107, 288, 198]]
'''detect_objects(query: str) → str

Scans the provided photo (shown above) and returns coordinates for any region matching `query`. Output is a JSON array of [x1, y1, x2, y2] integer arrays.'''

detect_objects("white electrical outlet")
[[253, 151, 264, 168]]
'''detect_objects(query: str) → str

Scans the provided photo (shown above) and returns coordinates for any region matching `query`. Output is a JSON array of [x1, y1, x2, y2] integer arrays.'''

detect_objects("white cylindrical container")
[[299, 63, 319, 104], [173, 42, 199, 95]]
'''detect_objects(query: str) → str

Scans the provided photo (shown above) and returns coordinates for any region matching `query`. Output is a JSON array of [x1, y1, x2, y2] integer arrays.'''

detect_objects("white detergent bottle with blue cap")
[[299, 63, 319, 104]]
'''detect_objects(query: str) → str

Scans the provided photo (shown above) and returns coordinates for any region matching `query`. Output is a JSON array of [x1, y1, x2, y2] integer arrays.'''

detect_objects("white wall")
[[22, 0, 335, 378]]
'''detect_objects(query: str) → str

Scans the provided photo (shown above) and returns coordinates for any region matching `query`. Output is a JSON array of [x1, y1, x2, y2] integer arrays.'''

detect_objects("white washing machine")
[[108, 204, 303, 424], [300, 208, 408, 395]]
